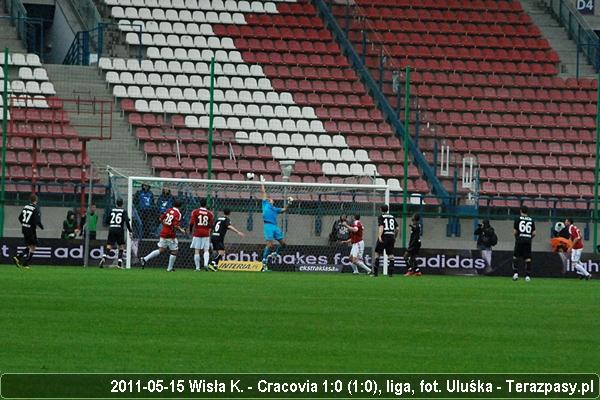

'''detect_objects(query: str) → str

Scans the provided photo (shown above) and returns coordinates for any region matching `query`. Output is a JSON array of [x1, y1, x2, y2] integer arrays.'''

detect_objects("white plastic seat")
[[236, 64, 250, 76], [205, 11, 219, 23], [175, 74, 189, 87], [296, 120, 310, 132], [227, 116, 241, 130], [249, 65, 263, 77], [155, 87, 169, 99], [179, 10, 192, 22], [285, 147, 299, 159], [313, 148, 327, 160], [388, 178, 402, 191], [40, 82, 56, 95], [253, 91, 266, 104], [299, 147, 313, 160], [277, 133, 291, 146], [265, 92, 279, 104], [200, 24, 213, 36], [364, 164, 377, 176], [349, 163, 364, 176], [147, 47, 161, 59], [274, 105, 287, 118], [112, 58, 127, 70], [341, 149, 354, 161], [262, 132, 277, 144], [111, 6, 125, 19], [322, 162, 336, 175], [250, 1, 264, 12], [154, 60, 168, 72], [235, 131, 249, 141], [248, 131, 262, 144], [127, 59, 141, 71], [174, 48, 188, 61], [232, 104, 246, 116], [98, 57, 112, 70], [135, 99, 149, 112], [327, 149, 341, 162], [264, 1, 277, 12], [290, 134, 305, 146], [302, 107, 316, 119], [140, 59, 154, 72], [310, 120, 324, 132], [336, 163, 351, 175], [258, 104, 274, 117], [106, 71, 120, 85], [305, 134, 319, 146], [244, 77, 258, 90], [246, 104, 260, 117], [165, 9, 179, 21], [18, 67, 33, 80], [186, 22, 200, 35], [272, 146, 286, 159], [230, 77, 244, 89], [257, 78, 271, 90], [25, 81, 41, 94], [152, 8, 166, 20], [254, 118, 268, 131], [177, 101, 191, 114], [355, 149, 369, 162], [169, 87, 184, 100], [160, 47, 175, 59], [288, 106, 301, 119], [151, 34, 166, 47], [192, 11, 205, 22], [181, 61, 195, 73], [240, 117, 255, 130], [268, 119, 282, 131], [222, 63, 236, 75], [113, 85, 127, 97], [238, 91, 252, 103], [282, 119, 296, 132], [280, 92, 294, 104], [238, 0, 251, 12], [120, 71, 134, 85], [185, 115, 199, 128], [332, 135, 346, 148], [162, 74, 175, 86], [127, 85, 142, 98], [141, 86, 156, 98], [167, 61, 182, 73]]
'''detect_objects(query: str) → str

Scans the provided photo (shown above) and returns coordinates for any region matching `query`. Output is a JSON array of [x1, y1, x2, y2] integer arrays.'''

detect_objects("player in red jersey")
[[189, 198, 214, 272], [342, 215, 372, 275], [565, 218, 592, 280], [139, 199, 186, 271]]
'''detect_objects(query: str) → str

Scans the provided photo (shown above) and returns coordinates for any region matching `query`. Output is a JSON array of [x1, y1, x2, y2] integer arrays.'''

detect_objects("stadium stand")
[[1, 53, 100, 193], [332, 0, 597, 208], [98, 0, 429, 195]]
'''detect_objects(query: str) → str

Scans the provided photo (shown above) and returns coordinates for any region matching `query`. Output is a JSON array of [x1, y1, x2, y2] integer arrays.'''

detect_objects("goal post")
[[117, 175, 391, 272]]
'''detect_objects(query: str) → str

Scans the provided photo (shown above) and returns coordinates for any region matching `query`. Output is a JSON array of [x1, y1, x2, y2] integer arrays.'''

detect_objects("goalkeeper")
[[260, 177, 292, 271]]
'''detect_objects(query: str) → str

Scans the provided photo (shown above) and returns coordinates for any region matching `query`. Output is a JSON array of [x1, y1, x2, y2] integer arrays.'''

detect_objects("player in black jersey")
[[99, 198, 132, 269], [209, 209, 245, 269], [404, 214, 423, 276], [513, 205, 536, 281], [13, 194, 44, 268], [373, 205, 399, 277]]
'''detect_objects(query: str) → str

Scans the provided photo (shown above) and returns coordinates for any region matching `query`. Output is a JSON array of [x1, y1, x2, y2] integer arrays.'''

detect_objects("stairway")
[[520, 0, 597, 78], [0, 14, 27, 53], [44, 64, 153, 177]]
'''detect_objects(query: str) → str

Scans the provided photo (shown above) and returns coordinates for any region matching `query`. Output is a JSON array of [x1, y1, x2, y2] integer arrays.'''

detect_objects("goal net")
[[109, 172, 390, 272]]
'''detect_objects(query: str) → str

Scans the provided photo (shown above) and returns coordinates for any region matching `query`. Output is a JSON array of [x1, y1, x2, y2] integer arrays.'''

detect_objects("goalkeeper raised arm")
[[260, 178, 292, 271]]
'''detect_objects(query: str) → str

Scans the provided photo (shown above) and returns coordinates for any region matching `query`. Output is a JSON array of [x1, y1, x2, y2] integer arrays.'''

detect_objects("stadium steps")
[[520, 0, 597, 77], [43, 64, 153, 177], [0, 18, 27, 54]]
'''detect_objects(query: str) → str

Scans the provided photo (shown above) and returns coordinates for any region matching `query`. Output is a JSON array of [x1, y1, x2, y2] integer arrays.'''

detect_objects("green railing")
[[544, 0, 600, 76]]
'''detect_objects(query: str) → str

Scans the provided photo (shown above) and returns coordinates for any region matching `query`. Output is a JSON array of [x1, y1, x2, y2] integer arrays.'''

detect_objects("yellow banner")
[[217, 260, 264, 272]]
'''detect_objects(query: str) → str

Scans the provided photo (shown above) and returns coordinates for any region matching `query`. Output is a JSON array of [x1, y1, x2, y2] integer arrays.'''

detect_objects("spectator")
[[157, 188, 175, 214], [329, 215, 350, 244], [61, 210, 79, 239], [134, 184, 155, 238], [80, 204, 99, 240], [474, 219, 497, 268]]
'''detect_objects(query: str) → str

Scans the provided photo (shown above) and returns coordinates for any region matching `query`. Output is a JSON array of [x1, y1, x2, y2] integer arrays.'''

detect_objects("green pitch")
[[0, 266, 598, 373]]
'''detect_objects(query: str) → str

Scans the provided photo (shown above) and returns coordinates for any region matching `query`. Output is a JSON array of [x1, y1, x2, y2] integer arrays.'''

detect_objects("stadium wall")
[[3, 206, 558, 252]]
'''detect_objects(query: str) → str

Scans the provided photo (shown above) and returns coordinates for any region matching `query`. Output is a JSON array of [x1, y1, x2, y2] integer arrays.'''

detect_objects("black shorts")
[[375, 235, 395, 255], [211, 237, 225, 251], [406, 242, 421, 257], [514, 242, 532, 259], [107, 229, 125, 246], [22, 229, 37, 246]]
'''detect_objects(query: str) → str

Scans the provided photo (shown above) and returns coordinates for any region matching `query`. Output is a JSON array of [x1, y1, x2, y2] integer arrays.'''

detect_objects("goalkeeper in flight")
[[260, 176, 293, 271]]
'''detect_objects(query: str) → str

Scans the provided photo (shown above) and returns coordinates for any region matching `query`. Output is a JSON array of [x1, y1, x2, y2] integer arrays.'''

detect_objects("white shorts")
[[191, 236, 211, 250], [350, 241, 364, 259], [158, 237, 178, 251], [571, 248, 582, 263]]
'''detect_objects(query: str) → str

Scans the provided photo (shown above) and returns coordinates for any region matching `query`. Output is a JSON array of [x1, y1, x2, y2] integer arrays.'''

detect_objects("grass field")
[[1, 266, 598, 373]]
